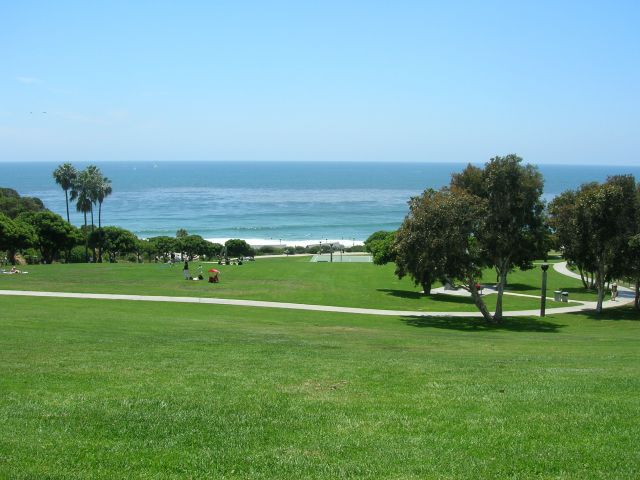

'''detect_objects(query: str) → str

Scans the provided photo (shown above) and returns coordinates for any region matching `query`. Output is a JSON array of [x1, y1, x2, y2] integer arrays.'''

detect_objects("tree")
[[148, 236, 178, 261], [0, 214, 35, 264], [573, 175, 637, 313], [203, 241, 223, 260], [364, 230, 396, 265], [394, 188, 492, 322], [96, 176, 112, 229], [70, 169, 94, 230], [450, 155, 547, 321], [178, 234, 209, 260], [628, 234, 640, 310], [176, 229, 188, 238], [92, 173, 113, 263], [0, 188, 46, 219], [225, 238, 252, 257], [18, 211, 80, 264], [548, 187, 598, 288], [134, 239, 154, 263], [89, 226, 138, 263], [71, 168, 102, 261], [52, 163, 77, 223]]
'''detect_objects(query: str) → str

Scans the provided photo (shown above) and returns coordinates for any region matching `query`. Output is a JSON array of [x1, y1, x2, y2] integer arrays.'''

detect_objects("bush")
[[22, 248, 40, 264], [225, 239, 252, 257], [67, 246, 87, 263]]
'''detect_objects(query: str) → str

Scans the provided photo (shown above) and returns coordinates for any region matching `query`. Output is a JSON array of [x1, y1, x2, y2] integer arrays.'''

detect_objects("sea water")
[[2, 161, 639, 244]]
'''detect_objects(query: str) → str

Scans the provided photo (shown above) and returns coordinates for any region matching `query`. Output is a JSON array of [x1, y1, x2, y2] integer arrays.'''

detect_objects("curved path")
[[0, 262, 633, 317]]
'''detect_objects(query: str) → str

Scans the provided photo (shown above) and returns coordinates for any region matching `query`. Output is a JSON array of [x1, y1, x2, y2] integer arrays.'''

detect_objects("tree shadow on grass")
[[574, 305, 640, 322], [376, 289, 423, 300], [377, 289, 476, 305], [400, 315, 564, 333]]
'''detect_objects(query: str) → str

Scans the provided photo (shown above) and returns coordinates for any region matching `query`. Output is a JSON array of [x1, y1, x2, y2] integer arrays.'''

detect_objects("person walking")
[[611, 282, 618, 301], [183, 261, 190, 280]]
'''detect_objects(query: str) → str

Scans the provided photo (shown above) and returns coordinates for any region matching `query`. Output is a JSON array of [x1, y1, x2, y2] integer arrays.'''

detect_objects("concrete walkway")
[[0, 261, 633, 317]]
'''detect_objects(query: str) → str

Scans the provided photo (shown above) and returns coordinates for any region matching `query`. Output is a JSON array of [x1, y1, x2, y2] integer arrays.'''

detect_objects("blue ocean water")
[[2, 161, 639, 242]]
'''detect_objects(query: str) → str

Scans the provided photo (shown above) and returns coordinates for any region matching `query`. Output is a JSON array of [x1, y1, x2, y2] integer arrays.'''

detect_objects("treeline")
[[1, 188, 363, 265], [364, 154, 640, 321]]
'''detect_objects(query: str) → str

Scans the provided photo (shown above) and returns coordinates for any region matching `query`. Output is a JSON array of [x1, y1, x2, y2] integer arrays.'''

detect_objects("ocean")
[[2, 161, 639, 245]]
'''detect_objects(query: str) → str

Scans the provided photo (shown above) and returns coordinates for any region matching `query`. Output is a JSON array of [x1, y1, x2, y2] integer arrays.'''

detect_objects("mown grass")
[[0, 257, 594, 312], [0, 296, 639, 478]]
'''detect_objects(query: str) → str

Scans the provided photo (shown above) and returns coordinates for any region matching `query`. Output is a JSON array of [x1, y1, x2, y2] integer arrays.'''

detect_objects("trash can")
[[561, 291, 569, 303], [554, 290, 562, 302]]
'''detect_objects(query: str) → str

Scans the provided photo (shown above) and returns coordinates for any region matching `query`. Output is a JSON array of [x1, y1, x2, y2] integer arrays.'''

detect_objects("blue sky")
[[1, 1, 639, 164]]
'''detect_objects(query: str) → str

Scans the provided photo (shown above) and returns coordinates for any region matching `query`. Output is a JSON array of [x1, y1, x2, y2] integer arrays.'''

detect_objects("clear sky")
[[1, 0, 639, 164]]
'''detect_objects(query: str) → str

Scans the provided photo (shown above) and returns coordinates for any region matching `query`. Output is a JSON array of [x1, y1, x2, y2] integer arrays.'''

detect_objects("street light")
[[540, 263, 549, 317]]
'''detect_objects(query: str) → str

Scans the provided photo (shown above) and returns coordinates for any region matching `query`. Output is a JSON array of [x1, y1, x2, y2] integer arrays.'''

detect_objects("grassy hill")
[[0, 296, 639, 478]]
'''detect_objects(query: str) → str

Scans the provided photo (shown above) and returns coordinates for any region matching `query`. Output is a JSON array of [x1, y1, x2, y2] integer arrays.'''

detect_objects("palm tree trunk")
[[65, 189, 70, 223], [97, 202, 103, 263], [84, 211, 88, 262]]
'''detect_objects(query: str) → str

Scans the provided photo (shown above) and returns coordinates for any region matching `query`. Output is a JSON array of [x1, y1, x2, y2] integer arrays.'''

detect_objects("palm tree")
[[84, 165, 103, 231], [70, 169, 95, 262], [95, 175, 112, 263], [52, 163, 77, 223], [96, 176, 112, 228]]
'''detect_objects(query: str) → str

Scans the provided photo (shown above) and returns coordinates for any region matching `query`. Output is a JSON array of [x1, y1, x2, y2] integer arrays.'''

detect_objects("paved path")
[[0, 262, 633, 317]]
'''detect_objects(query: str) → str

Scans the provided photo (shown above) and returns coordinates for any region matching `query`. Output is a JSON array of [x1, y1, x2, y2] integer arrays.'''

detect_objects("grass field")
[[1, 296, 639, 478], [0, 257, 594, 312]]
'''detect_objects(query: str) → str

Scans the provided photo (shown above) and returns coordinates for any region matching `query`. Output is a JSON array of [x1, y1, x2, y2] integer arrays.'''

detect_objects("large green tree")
[[52, 163, 77, 223], [89, 226, 138, 263], [225, 238, 252, 257], [628, 234, 640, 310], [18, 211, 80, 264], [394, 188, 493, 319], [178, 234, 210, 260], [450, 155, 547, 321], [0, 214, 35, 264], [148, 236, 178, 261], [548, 188, 597, 288], [573, 175, 637, 312]]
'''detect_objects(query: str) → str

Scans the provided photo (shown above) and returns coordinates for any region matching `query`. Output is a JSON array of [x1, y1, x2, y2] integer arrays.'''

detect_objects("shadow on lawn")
[[505, 283, 592, 296], [576, 305, 640, 322], [377, 289, 475, 305], [401, 315, 563, 333], [377, 288, 423, 300]]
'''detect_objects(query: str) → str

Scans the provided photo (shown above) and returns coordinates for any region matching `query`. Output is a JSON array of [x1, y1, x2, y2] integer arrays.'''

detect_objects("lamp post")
[[540, 263, 549, 317]]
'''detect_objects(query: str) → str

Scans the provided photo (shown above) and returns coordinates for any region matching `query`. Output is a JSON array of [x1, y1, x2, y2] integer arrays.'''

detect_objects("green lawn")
[[1, 296, 638, 478], [0, 257, 594, 312]]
